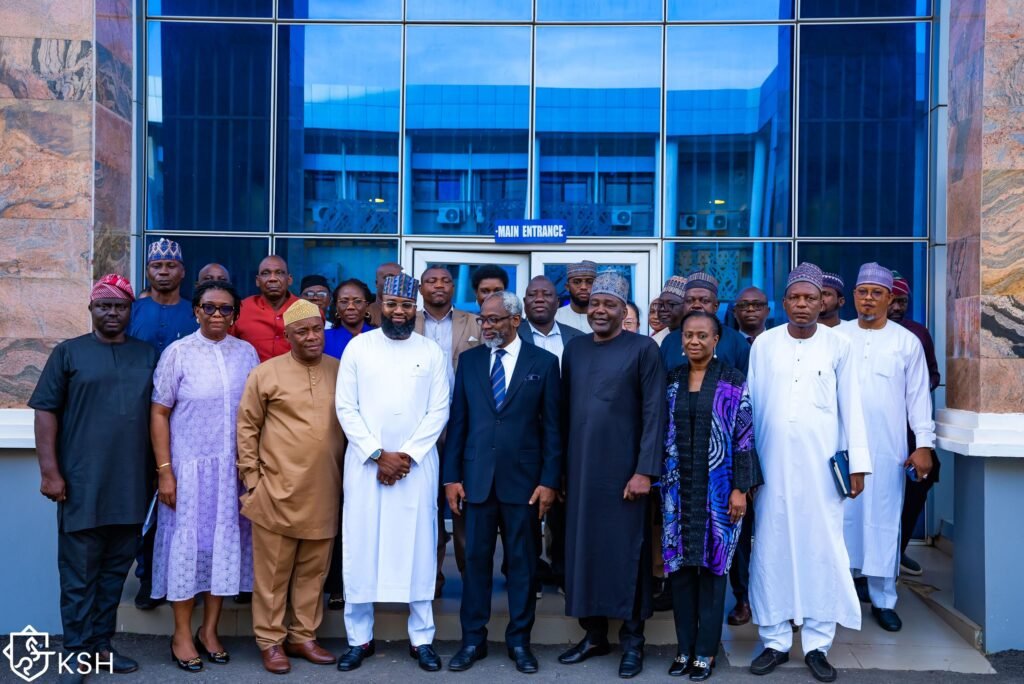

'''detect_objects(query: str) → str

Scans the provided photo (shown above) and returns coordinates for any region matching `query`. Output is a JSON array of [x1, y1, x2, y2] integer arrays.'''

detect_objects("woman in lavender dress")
[[150, 280, 259, 672]]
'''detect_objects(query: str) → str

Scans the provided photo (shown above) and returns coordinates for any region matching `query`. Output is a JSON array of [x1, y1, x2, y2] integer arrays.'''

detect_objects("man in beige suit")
[[415, 266, 481, 596], [237, 299, 345, 675]]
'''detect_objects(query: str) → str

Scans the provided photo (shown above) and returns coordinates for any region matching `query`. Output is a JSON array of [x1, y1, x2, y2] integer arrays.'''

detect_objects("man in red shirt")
[[234, 255, 300, 362]]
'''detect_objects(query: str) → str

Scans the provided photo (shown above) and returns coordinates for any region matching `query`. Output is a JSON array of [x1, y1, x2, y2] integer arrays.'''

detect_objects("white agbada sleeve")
[[904, 342, 936, 449], [835, 335, 872, 475], [398, 344, 450, 463], [336, 343, 379, 463]]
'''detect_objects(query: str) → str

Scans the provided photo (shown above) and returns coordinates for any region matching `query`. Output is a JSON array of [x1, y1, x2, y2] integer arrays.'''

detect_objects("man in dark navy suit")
[[443, 291, 563, 674]]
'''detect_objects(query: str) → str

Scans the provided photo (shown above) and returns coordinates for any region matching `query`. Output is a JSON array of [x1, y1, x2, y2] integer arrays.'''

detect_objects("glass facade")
[[143, 3, 935, 322]]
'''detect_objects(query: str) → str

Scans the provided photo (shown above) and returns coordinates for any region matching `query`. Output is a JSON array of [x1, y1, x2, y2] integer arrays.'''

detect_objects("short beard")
[[570, 294, 589, 309], [858, 313, 879, 322], [483, 332, 506, 350], [381, 316, 415, 340]]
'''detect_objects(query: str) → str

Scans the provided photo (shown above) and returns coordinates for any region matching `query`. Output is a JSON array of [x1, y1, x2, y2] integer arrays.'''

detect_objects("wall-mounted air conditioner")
[[611, 208, 632, 226], [437, 206, 463, 225]]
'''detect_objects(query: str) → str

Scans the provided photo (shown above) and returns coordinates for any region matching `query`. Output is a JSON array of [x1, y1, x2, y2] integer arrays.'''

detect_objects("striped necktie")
[[491, 348, 507, 410]]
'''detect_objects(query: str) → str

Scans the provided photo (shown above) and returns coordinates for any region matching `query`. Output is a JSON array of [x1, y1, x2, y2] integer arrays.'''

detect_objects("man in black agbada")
[[559, 272, 666, 679], [29, 274, 157, 681]]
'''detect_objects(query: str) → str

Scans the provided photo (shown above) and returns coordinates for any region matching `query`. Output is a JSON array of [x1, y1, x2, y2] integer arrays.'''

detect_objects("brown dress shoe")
[[284, 640, 336, 665], [728, 600, 752, 626], [261, 645, 291, 674]]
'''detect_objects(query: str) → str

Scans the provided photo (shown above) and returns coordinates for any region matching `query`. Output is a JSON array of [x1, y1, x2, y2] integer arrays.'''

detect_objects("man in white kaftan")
[[746, 263, 871, 683], [334, 273, 450, 673], [839, 263, 935, 633]]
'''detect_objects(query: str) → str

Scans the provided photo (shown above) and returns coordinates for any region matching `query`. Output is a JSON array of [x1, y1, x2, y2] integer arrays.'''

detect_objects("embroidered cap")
[[381, 273, 419, 300], [891, 270, 910, 298], [786, 262, 824, 292], [146, 238, 183, 264], [283, 298, 323, 326], [822, 272, 845, 295], [566, 260, 598, 278], [856, 262, 894, 291], [683, 271, 719, 295], [590, 271, 630, 304], [661, 275, 687, 300], [90, 273, 135, 302]]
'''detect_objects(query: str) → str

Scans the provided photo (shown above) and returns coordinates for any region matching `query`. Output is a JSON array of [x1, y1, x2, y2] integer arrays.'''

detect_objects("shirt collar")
[[494, 335, 522, 360], [528, 320, 561, 339], [423, 307, 454, 323]]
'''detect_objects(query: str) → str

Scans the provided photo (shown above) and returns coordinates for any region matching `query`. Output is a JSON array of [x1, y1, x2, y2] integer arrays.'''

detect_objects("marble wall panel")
[[0, 99, 92, 219], [93, 99, 132, 280], [945, 358, 981, 413], [947, 171, 981, 241], [982, 40, 1024, 108], [0, 277, 92, 340], [0, 38, 93, 101], [981, 106, 1024, 171], [981, 169, 1024, 295], [984, 1, 1024, 42], [0, 218, 91, 281], [980, 295, 1024, 359], [96, 42, 131, 121], [0, 337, 63, 408], [979, 358, 1024, 412], [95, 104, 131, 174], [0, 1, 92, 41], [96, 0, 132, 66], [953, 295, 982, 360], [948, 236, 981, 301]]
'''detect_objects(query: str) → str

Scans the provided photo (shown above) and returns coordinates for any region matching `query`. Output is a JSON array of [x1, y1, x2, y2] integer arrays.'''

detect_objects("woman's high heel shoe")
[[170, 641, 203, 673], [194, 628, 231, 664]]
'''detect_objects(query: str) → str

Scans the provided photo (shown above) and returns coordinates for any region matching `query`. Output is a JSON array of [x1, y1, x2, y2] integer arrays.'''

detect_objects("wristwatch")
[[369, 448, 384, 462]]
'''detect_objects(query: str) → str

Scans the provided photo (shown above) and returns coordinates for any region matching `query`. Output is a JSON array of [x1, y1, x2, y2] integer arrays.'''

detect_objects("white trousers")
[[344, 600, 435, 647], [759, 619, 836, 655], [867, 575, 898, 610]]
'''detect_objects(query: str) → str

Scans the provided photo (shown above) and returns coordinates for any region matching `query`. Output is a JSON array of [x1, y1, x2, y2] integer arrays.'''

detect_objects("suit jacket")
[[443, 342, 563, 504], [414, 308, 480, 372], [517, 320, 585, 347]]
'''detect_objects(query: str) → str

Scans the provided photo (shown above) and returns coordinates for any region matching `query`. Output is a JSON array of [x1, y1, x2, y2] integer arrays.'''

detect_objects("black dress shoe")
[[558, 636, 611, 664], [689, 655, 714, 681], [410, 644, 442, 672], [194, 628, 230, 664], [234, 591, 252, 604], [618, 649, 644, 678], [668, 654, 692, 676], [337, 641, 375, 671], [448, 643, 488, 671], [854, 576, 870, 604], [805, 649, 837, 683], [508, 646, 538, 674], [170, 642, 204, 673], [872, 606, 903, 632], [750, 647, 789, 675]]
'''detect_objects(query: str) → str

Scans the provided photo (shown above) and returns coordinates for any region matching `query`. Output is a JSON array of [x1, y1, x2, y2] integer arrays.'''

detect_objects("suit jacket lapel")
[[500, 344, 536, 410], [476, 347, 497, 411]]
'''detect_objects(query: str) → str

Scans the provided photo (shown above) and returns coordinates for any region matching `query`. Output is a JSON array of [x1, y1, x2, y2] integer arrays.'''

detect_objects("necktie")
[[491, 348, 507, 410]]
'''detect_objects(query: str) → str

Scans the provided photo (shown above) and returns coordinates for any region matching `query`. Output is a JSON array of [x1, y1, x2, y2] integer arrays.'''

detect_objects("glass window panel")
[[407, 0, 532, 21], [274, 238, 399, 295], [276, 25, 401, 234], [668, 0, 793, 21], [146, 22, 272, 232], [149, 235, 269, 301], [405, 26, 532, 236], [798, 22, 929, 238], [666, 25, 792, 238], [797, 242, 927, 323], [537, 0, 662, 21], [800, 0, 929, 18], [147, 0, 272, 17], [278, 0, 402, 20], [544, 262, 637, 310], [424, 262, 521, 314], [664, 241, 791, 328], [536, 27, 662, 237]]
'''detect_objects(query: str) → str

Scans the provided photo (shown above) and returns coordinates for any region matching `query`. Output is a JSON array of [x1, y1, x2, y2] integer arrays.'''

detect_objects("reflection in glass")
[[800, 0, 929, 18], [538, 0, 662, 21], [536, 27, 662, 237], [148, 0, 272, 17], [405, 27, 531, 236], [278, 0, 402, 19], [407, 0, 532, 21], [799, 23, 929, 238], [146, 22, 272, 232], [425, 262, 521, 314], [797, 242, 927, 323], [666, 25, 792, 238], [275, 239, 399, 295], [276, 25, 401, 234], [668, 0, 792, 20], [664, 241, 791, 328], [162, 236, 269, 300], [543, 263, 635, 310]]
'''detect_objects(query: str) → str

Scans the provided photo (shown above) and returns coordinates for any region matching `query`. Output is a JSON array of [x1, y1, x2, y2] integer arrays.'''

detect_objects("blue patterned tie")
[[491, 348, 507, 410]]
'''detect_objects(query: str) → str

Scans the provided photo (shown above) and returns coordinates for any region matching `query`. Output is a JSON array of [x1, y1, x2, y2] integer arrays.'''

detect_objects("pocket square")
[[468, 336, 479, 342], [526, 373, 542, 381]]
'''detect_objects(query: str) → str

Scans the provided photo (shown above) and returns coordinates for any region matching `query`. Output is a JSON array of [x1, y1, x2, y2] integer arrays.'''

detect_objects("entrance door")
[[411, 249, 530, 313]]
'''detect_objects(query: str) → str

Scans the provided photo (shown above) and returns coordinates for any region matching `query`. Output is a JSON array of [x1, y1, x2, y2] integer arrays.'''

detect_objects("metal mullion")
[[268, 20, 278, 240], [527, 21, 538, 222], [398, 22, 408, 247], [791, 20, 800, 270]]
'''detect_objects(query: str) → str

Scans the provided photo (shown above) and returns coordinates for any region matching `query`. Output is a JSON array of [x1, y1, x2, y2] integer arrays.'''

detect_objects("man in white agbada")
[[839, 263, 935, 633], [335, 273, 450, 673], [746, 262, 871, 683]]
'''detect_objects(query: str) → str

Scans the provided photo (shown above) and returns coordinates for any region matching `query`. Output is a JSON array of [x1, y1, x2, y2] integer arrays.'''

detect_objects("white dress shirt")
[[527, 320, 565, 364], [492, 335, 522, 388]]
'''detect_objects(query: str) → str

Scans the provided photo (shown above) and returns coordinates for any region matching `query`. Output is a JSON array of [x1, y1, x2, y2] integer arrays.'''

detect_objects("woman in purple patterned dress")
[[150, 280, 259, 672], [661, 311, 762, 680]]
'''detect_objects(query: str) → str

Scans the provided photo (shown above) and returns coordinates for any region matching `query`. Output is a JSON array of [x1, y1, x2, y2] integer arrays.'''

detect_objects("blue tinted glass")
[[538, 0, 662, 21], [797, 242, 927, 323], [536, 27, 661, 236], [799, 23, 929, 238], [801, 0, 929, 18], [407, 0, 532, 20], [405, 27, 531, 236], [148, 0, 272, 17], [278, 0, 402, 19], [664, 241, 791, 327], [544, 263, 636, 309], [151, 235, 269, 300], [147, 22, 271, 232], [666, 25, 792, 238], [425, 262, 521, 314], [275, 239, 398, 294], [668, 0, 793, 20], [276, 25, 401, 235]]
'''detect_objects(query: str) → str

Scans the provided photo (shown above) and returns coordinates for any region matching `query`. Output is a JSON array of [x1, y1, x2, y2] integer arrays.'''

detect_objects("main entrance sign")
[[493, 220, 567, 244]]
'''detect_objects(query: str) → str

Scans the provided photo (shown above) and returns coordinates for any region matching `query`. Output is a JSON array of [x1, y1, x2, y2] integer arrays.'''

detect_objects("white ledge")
[[0, 408, 35, 449], [936, 408, 1024, 457]]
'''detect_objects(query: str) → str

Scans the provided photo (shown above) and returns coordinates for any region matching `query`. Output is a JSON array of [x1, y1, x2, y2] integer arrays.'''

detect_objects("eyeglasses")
[[336, 298, 367, 308], [199, 304, 235, 317], [656, 300, 683, 311], [381, 300, 416, 312], [735, 301, 768, 312], [854, 287, 888, 300], [302, 290, 330, 300], [684, 296, 715, 307], [476, 314, 512, 326]]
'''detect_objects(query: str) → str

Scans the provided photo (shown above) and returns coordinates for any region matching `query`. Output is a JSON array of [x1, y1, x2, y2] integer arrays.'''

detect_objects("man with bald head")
[[733, 287, 770, 342], [233, 255, 300, 362], [197, 263, 231, 285], [519, 275, 584, 365], [367, 262, 403, 327]]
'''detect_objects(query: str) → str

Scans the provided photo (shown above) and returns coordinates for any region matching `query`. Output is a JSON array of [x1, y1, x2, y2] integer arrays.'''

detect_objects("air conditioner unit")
[[437, 206, 463, 225], [611, 208, 633, 226], [310, 201, 333, 223], [680, 213, 698, 232], [712, 213, 728, 230]]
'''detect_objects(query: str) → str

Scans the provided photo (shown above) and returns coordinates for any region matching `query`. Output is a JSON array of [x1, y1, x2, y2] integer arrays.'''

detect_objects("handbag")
[[829, 450, 852, 498]]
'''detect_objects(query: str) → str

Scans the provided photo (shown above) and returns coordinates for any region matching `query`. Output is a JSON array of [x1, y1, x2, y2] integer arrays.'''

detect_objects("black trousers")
[[579, 615, 646, 652], [670, 566, 727, 657], [325, 497, 344, 595], [901, 450, 941, 554], [461, 492, 537, 647], [534, 499, 566, 585], [58, 524, 137, 652], [728, 504, 754, 602]]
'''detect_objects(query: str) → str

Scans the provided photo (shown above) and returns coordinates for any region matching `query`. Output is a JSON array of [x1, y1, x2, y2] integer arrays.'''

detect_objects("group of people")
[[31, 239, 938, 683]]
